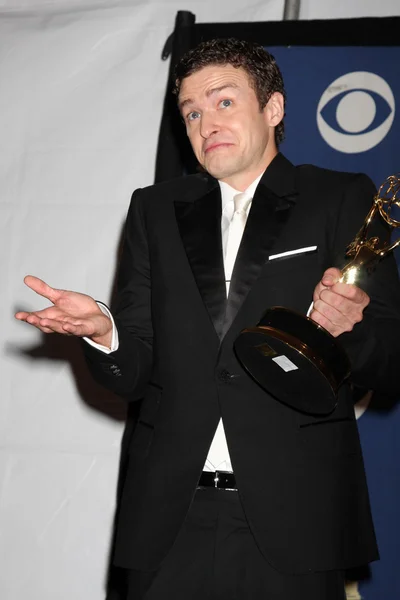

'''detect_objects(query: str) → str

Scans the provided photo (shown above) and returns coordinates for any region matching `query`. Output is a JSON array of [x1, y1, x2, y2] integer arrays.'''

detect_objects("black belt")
[[198, 470, 237, 490]]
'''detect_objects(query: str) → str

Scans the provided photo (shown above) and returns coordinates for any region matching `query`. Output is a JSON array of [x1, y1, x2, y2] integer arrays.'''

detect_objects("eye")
[[317, 71, 395, 153], [187, 111, 200, 122], [321, 90, 391, 135], [219, 99, 232, 108]]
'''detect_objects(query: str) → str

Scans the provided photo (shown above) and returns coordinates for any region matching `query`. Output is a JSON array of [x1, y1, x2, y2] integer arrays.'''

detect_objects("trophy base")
[[234, 307, 351, 415]]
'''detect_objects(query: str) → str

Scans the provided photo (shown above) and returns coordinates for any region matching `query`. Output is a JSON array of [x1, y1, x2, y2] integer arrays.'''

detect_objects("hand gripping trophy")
[[234, 175, 400, 415]]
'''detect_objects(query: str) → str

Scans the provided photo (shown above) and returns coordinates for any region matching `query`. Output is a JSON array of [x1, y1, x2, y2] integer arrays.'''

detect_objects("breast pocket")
[[129, 382, 162, 459], [259, 249, 320, 279]]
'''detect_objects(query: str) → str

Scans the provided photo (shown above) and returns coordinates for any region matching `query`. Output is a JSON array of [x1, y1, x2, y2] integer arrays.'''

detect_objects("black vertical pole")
[[154, 11, 197, 183]]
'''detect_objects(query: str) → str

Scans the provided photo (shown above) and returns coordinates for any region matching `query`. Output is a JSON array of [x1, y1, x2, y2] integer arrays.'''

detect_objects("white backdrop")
[[1, 1, 399, 599]]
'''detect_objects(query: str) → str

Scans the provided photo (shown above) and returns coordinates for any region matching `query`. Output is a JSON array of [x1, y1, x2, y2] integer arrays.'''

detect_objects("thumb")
[[321, 267, 342, 287], [24, 275, 62, 304]]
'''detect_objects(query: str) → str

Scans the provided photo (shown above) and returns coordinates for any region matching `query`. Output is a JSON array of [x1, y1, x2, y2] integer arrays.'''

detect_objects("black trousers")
[[111, 488, 346, 600]]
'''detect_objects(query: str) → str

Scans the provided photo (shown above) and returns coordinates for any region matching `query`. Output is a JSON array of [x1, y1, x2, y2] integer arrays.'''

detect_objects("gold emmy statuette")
[[234, 175, 400, 415], [341, 175, 400, 284]]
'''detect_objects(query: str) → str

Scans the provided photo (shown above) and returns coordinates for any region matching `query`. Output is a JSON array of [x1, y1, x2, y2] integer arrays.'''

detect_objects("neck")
[[220, 149, 278, 191]]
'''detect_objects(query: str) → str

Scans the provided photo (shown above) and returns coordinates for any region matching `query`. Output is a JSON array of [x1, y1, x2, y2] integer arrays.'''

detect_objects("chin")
[[205, 159, 239, 181]]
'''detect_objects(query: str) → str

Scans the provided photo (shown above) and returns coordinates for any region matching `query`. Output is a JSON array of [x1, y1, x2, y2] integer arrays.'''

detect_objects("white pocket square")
[[268, 245, 317, 261]]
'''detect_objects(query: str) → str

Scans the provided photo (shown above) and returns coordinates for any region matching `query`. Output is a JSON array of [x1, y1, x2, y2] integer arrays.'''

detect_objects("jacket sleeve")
[[82, 190, 153, 399], [332, 173, 400, 395]]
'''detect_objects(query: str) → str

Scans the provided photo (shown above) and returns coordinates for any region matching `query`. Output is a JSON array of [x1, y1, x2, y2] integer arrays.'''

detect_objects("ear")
[[264, 92, 285, 127]]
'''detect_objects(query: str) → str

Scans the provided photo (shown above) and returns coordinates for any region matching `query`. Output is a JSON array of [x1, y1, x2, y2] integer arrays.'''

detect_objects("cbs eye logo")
[[317, 71, 395, 153]]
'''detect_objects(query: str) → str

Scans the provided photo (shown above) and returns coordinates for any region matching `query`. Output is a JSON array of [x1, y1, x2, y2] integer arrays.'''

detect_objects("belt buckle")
[[214, 470, 220, 488]]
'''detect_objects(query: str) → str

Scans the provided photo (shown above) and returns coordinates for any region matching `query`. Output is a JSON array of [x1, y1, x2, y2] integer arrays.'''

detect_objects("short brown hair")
[[174, 38, 286, 145]]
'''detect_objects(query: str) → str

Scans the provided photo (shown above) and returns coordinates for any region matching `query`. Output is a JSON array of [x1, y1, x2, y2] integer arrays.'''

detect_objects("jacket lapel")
[[223, 153, 299, 335], [174, 182, 227, 339], [174, 154, 299, 339]]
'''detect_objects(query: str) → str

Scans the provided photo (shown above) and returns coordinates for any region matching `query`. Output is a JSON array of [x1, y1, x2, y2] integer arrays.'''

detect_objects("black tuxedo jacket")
[[84, 153, 400, 574]]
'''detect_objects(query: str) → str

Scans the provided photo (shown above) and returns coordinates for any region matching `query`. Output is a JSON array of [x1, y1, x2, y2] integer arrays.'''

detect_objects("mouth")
[[204, 142, 234, 154]]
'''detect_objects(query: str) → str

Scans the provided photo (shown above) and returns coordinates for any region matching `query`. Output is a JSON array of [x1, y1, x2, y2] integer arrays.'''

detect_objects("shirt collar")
[[218, 172, 263, 211]]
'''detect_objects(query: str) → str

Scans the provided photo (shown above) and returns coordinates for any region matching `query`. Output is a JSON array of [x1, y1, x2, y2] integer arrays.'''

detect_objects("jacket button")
[[110, 364, 122, 377], [218, 369, 232, 383]]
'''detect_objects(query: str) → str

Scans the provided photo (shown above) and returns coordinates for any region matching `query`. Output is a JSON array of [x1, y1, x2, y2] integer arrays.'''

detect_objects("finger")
[[61, 322, 92, 337], [309, 306, 339, 336], [310, 303, 353, 337], [312, 267, 342, 303], [17, 313, 84, 336], [329, 282, 370, 307], [320, 289, 358, 316], [16, 312, 57, 334], [321, 267, 342, 287], [24, 275, 62, 304], [62, 315, 111, 339], [33, 317, 82, 335], [313, 278, 335, 303], [313, 296, 355, 326], [21, 315, 75, 335], [313, 281, 328, 303], [15, 311, 31, 320], [16, 307, 64, 322], [39, 317, 98, 338], [25, 314, 55, 329]]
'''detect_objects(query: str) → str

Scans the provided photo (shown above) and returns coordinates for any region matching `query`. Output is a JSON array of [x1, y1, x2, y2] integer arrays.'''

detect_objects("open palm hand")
[[15, 276, 112, 344]]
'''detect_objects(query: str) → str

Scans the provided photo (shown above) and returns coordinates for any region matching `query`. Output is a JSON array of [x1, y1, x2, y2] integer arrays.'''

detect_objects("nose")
[[200, 111, 219, 139]]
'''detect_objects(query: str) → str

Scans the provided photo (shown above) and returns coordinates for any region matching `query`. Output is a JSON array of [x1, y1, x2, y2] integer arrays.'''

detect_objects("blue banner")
[[270, 45, 400, 600]]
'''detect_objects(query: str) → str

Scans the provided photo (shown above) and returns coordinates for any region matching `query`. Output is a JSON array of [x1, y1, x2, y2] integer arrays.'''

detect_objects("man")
[[16, 39, 400, 599]]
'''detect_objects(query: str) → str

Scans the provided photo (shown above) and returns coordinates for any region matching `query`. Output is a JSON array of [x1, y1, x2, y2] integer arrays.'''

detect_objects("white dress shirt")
[[85, 173, 263, 473], [204, 174, 262, 472]]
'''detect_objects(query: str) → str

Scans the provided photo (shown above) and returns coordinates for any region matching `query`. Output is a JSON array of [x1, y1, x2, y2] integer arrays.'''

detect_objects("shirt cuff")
[[83, 302, 119, 354], [306, 301, 314, 317]]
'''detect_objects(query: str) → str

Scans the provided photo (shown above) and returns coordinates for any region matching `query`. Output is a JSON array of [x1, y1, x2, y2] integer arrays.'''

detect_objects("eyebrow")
[[179, 83, 240, 112]]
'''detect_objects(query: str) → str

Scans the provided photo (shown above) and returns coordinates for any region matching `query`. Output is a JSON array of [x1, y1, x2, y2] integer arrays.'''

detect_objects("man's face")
[[178, 64, 283, 189]]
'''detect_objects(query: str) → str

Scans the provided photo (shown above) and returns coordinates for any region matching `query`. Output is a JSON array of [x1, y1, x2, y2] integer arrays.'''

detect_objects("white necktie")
[[224, 192, 252, 293]]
